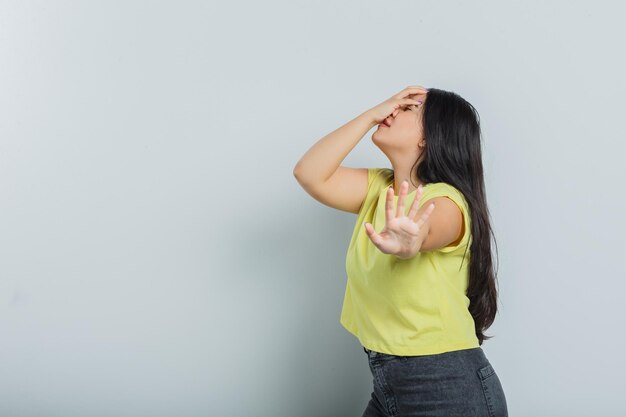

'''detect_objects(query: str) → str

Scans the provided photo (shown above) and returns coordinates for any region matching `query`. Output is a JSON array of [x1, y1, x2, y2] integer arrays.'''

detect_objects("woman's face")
[[372, 93, 427, 155]]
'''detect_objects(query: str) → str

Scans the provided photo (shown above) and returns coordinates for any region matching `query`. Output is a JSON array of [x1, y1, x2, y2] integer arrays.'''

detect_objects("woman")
[[293, 85, 508, 417]]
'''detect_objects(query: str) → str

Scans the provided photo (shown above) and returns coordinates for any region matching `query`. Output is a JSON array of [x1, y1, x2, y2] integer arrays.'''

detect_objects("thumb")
[[364, 222, 380, 244], [363, 221, 373, 238]]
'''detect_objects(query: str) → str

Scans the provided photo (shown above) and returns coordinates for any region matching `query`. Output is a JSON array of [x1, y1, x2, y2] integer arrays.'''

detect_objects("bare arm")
[[293, 110, 376, 184], [417, 196, 464, 252], [292, 111, 377, 214], [293, 86, 426, 214]]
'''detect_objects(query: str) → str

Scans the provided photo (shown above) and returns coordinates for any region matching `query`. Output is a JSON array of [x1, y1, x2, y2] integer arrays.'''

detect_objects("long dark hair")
[[413, 87, 500, 345]]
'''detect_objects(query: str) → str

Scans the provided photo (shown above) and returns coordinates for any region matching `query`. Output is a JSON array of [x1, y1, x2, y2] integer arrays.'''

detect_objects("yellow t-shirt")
[[340, 167, 479, 356]]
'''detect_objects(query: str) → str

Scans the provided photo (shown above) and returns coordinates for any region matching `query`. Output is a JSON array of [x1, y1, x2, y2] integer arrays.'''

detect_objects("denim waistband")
[[362, 345, 485, 361]]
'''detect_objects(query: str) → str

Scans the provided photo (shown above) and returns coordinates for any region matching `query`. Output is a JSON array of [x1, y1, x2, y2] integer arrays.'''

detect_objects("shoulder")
[[367, 168, 393, 189], [367, 167, 393, 181], [421, 182, 468, 209]]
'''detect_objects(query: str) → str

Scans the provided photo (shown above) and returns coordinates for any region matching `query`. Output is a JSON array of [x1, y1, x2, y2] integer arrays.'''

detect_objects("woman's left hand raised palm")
[[364, 180, 435, 260]]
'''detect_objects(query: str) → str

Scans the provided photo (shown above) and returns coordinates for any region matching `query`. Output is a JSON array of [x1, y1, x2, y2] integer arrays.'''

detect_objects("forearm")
[[293, 110, 377, 184]]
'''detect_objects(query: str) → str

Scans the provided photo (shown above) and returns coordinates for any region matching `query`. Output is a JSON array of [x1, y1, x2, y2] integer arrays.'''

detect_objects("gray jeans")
[[361, 346, 508, 417]]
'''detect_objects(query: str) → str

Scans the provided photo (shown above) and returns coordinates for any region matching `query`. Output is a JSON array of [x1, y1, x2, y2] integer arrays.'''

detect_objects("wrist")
[[360, 110, 378, 128]]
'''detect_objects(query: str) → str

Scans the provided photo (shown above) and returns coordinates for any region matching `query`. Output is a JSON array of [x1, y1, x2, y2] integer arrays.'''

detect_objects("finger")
[[392, 99, 414, 108], [415, 203, 435, 229], [407, 184, 424, 220], [392, 98, 423, 113], [392, 99, 424, 118], [401, 85, 429, 94], [396, 180, 409, 218], [364, 222, 384, 247], [394, 86, 428, 99], [385, 185, 395, 223], [404, 98, 424, 106], [398, 91, 428, 101]]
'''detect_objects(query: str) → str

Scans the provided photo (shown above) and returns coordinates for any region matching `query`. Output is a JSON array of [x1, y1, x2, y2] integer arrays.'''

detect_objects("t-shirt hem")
[[341, 318, 479, 356]]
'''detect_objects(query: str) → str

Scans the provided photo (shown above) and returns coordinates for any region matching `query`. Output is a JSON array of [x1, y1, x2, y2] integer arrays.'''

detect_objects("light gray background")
[[1, 1, 624, 416]]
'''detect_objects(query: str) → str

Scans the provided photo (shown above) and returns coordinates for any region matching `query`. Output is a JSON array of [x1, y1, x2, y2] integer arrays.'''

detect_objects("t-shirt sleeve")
[[367, 167, 389, 192], [418, 183, 471, 253], [358, 168, 392, 214]]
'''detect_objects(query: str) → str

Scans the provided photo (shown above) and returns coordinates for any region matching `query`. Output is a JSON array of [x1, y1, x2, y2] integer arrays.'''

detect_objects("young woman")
[[293, 85, 508, 417]]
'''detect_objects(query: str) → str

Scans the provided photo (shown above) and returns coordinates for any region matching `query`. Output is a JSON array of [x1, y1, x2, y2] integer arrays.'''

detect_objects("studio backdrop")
[[1, 1, 624, 416]]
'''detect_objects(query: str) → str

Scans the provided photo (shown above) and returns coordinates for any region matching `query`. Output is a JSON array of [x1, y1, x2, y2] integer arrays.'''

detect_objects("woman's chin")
[[371, 136, 386, 150], [371, 132, 386, 144]]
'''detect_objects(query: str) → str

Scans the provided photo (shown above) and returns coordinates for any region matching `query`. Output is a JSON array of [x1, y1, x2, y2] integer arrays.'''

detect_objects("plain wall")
[[1, 1, 624, 416]]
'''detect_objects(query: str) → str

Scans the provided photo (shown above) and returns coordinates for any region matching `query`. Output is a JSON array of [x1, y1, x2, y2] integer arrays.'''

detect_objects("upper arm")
[[418, 195, 466, 253], [294, 166, 370, 214]]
